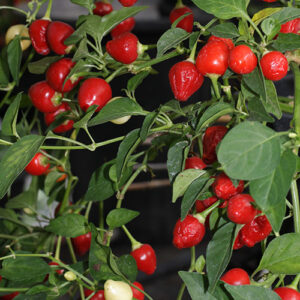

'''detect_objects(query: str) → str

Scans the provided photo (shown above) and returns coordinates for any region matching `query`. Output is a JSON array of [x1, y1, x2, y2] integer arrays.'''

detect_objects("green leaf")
[[89, 224, 118, 281], [179, 272, 217, 300], [7, 35, 22, 86], [157, 28, 190, 57], [5, 190, 36, 210], [247, 97, 274, 122], [272, 7, 300, 24], [250, 150, 296, 232], [161, 100, 185, 116], [127, 71, 150, 93], [181, 175, 211, 220], [257, 233, 300, 274], [172, 169, 207, 203], [0, 135, 45, 199], [2, 93, 22, 137], [272, 33, 300, 52], [225, 284, 280, 300], [191, 0, 249, 20], [217, 121, 281, 180], [265, 79, 282, 119], [206, 222, 236, 292], [116, 255, 137, 282], [74, 105, 98, 129], [196, 102, 234, 132], [167, 140, 189, 182], [261, 18, 281, 40], [45, 214, 87, 237], [70, 0, 94, 12], [28, 56, 61, 74], [116, 129, 140, 181], [106, 208, 139, 229], [140, 111, 158, 142], [208, 23, 240, 38], [0, 50, 9, 85], [0, 253, 50, 285], [88, 98, 145, 127], [73, 38, 89, 61]]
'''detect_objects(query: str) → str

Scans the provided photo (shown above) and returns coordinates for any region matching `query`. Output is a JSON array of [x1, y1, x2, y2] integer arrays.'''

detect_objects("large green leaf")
[[206, 222, 236, 293], [0, 135, 45, 199], [217, 121, 281, 180], [106, 208, 139, 229], [250, 150, 296, 232], [88, 98, 145, 127], [7, 35, 22, 86], [225, 284, 280, 300], [2, 93, 22, 137], [191, 0, 249, 20], [116, 255, 137, 282], [257, 233, 300, 274], [208, 23, 240, 38], [272, 33, 300, 52], [45, 214, 88, 237]]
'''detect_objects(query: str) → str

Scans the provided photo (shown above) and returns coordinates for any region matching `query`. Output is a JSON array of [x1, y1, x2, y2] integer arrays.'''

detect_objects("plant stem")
[[291, 180, 300, 233], [0, 6, 28, 15], [66, 237, 77, 264], [43, 0, 53, 19], [122, 225, 140, 248], [291, 62, 300, 146], [99, 201, 104, 240], [55, 236, 62, 260], [208, 74, 221, 99], [105, 66, 127, 83]]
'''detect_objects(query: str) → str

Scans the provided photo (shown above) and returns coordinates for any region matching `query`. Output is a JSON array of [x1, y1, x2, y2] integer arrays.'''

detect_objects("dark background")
[[0, 0, 295, 299]]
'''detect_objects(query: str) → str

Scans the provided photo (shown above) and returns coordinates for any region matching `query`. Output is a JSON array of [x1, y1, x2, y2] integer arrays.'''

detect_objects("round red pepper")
[[208, 35, 234, 50], [262, 0, 277, 2], [280, 18, 300, 34], [44, 103, 74, 134], [93, 1, 113, 16], [84, 289, 105, 300], [71, 232, 92, 256], [212, 173, 244, 201], [184, 156, 207, 170], [0, 292, 19, 300], [202, 125, 228, 164], [173, 214, 205, 249], [169, 5, 194, 33], [227, 194, 257, 224], [130, 244, 156, 275], [221, 268, 250, 285], [260, 51, 288, 81], [131, 281, 145, 300], [111, 17, 136, 38], [29, 19, 51, 55], [274, 287, 300, 300], [29, 81, 62, 113], [25, 152, 50, 176], [46, 21, 74, 55], [229, 45, 257, 74], [196, 41, 229, 76], [78, 78, 112, 112], [169, 61, 204, 102], [46, 58, 80, 93], [118, 0, 137, 7], [106, 32, 139, 64]]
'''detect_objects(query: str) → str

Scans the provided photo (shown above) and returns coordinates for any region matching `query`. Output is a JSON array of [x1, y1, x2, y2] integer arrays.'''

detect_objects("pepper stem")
[[122, 225, 141, 250], [43, 0, 53, 20], [187, 40, 198, 63], [288, 274, 300, 290], [175, 0, 184, 9], [208, 74, 221, 99], [194, 200, 221, 223]]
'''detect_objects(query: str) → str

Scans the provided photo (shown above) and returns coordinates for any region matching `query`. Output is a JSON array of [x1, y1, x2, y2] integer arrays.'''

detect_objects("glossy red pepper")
[[212, 173, 244, 201], [118, 0, 137, 7], [169, 6, 194, 33], [274, 287, 300, 300], [202, 125, 228, 164], [280, 18, 300, 34], [46, 21, 74, 55], [93, 1, 113, 16], [196, 41, 229, 76], [84, 289, 105, 299], [29, 81, 62, 113], [71, 232, 92, 256], [208, 35, 234, 50], [221, 268, 250, 285], [25, 152, 50, 176], [229, 45, 257, 74], [78, 78, 112, 112], [227, 194, 257, 224], [106, 32, 138, 64], [184, 156, 207, 170], [44, 103, 74, 133], [0, 292, 19, 300], [196, 196, 218, 213], [260, 51, 288, 81], [169, 61, 204, 102], [130, 244, 157, 275], [111, 17, 136, 38], [173, 214, 205, 249], [131, 281, 145, 300], [46, 58, 80, 93], [29, 19, 51, 55], [262, 0, 277, 2]]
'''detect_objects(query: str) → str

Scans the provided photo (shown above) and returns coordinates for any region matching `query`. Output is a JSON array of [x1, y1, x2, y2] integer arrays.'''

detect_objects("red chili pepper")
[[131, 281, 145, 300], [93, 1, 113, 16], [84, 289, 105, 299], [280, 18, 300, 34], [221, 268, 250, 285], [202, 125, 228, 164], [71, 232, 92, 256], [208, 35, 234, 50], [25, 152, 50, 176], [169, 5, 194, 33], [29, 19, 51, 55], [185, 156, 207, 170], [131, 244, 157, 275], [274, 287, 300, 300], [111, 17, 136, 38]]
